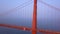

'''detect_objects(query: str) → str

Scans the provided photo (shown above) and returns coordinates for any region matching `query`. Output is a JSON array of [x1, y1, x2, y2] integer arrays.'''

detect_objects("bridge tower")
[[32, 0, 37, 34]]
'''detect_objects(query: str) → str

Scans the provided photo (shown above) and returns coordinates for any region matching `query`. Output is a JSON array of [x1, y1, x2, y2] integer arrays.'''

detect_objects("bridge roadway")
[[0, 24, 60, 34]]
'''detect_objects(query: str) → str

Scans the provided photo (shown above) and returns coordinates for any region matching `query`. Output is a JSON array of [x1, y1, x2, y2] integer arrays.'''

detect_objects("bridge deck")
[[0, 24, 60, 34]]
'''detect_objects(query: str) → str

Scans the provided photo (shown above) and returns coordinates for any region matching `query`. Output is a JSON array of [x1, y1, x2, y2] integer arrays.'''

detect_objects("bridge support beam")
[[32, 0, 37, 34]]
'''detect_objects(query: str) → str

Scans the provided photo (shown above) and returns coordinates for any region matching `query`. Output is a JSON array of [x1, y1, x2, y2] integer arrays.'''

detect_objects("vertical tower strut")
[[32, 0, 37, 34]]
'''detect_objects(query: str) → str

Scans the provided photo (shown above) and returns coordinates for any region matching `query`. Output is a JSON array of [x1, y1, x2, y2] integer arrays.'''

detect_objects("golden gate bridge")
[[0, 0, 60, 34]]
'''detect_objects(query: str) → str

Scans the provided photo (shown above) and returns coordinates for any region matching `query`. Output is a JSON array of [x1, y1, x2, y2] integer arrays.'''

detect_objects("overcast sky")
[[0, 0, 60, 19]]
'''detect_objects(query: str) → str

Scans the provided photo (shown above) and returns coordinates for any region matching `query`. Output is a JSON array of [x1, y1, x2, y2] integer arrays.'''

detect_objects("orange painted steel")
[[0, 24, 31, 31], [32, 0, 37, 34], [38, 29, 60, 34], [0, 24, 60, 34], [0, 0, 60, 34]]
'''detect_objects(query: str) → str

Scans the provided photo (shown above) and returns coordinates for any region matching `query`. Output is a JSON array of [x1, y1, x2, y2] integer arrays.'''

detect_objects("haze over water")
[[0, 0, 60, 34]]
